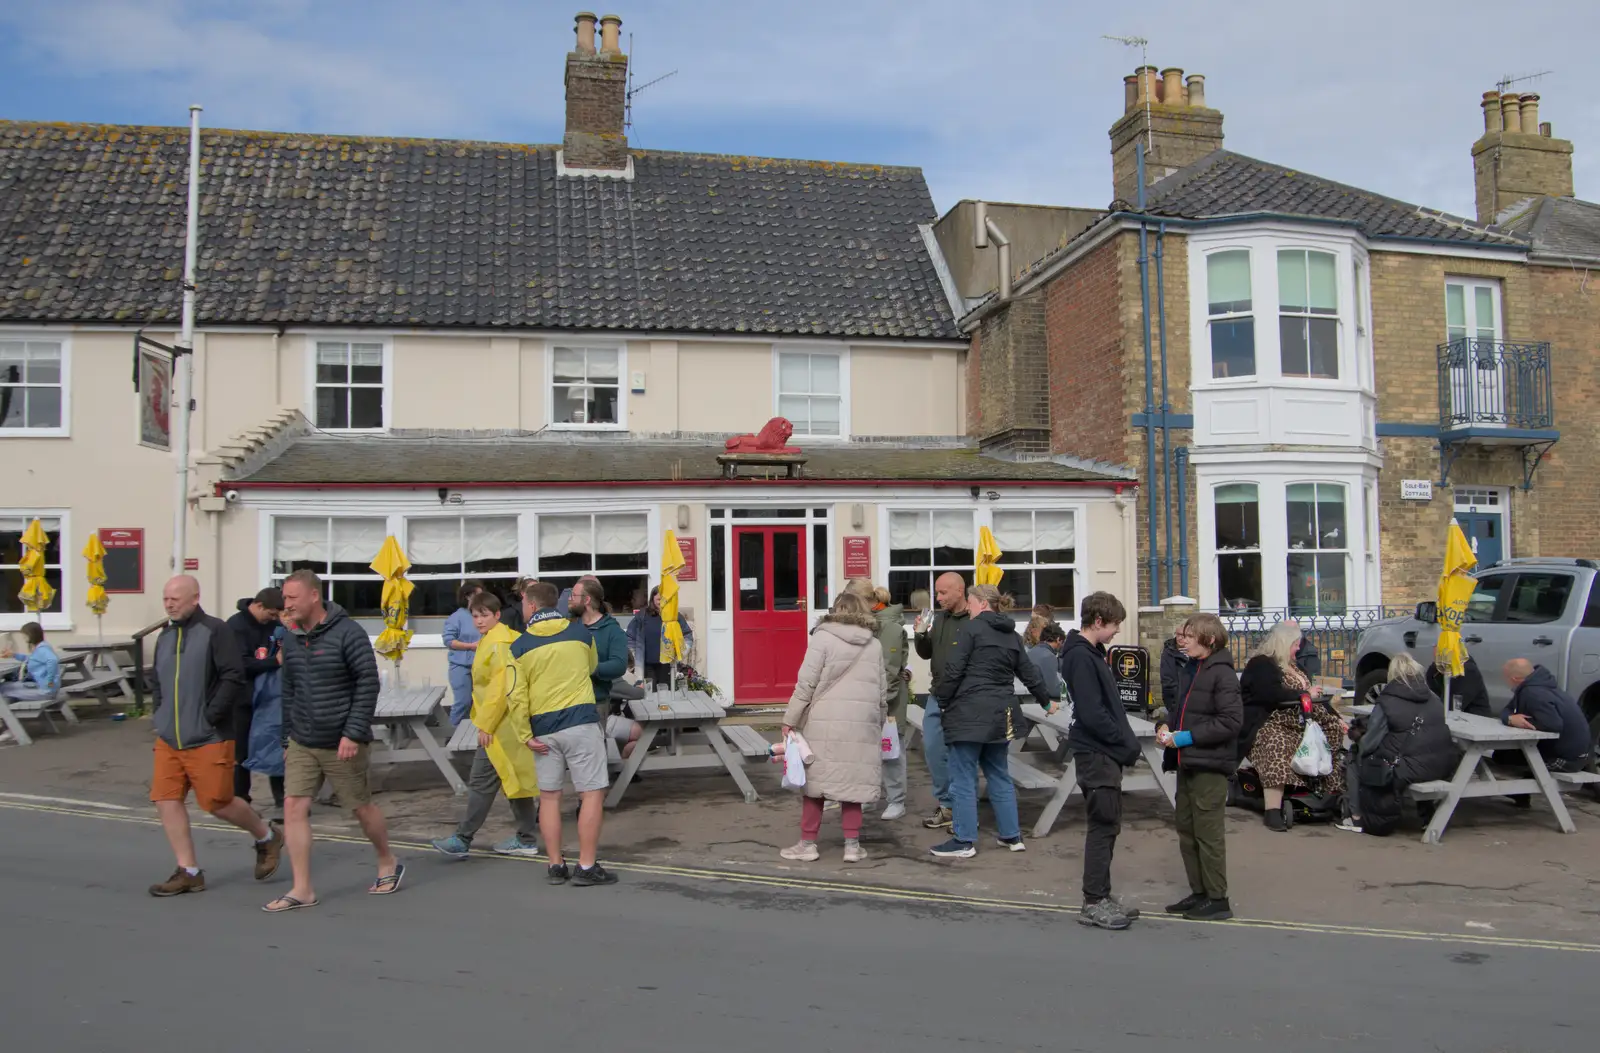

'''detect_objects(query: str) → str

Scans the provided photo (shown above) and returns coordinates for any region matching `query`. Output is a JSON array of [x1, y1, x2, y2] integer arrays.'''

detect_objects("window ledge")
[[546, 422, 627, 432], [0, 429, 70, 439], [0, 615, 73, 632]]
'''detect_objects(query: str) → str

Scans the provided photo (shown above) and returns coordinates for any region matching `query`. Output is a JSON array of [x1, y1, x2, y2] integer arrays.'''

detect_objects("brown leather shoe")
[[254, 820, 285, 881], [149, 868, 205, 897]]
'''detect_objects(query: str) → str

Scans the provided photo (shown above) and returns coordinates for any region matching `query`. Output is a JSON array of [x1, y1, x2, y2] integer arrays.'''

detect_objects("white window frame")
[[534, 510, 651, 609], [1189, 227, 1368, 393], [1275, 248, 1341, 380], [1445, 277, 1504, 344], [402, 514, 521, 615], [876, 502, 1087, 622], [773, 343, 851, 441], [1285, 481, 1350, 619], [0, 335, 70, 438], [1212, 482, 1264, 614], [545, 342, 627, 431], [1203, 249, 1257, 381], [304, 336, 392, 433], [1, 508, 71, 631], [268, 514, 389, 616]]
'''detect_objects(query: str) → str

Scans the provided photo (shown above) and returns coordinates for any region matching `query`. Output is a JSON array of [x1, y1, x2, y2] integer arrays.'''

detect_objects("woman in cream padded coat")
[[781, 592, 888, 863]]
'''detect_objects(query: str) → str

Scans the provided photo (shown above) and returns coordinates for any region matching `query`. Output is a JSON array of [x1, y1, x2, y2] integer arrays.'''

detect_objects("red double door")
[[731, 526, 810, 705]]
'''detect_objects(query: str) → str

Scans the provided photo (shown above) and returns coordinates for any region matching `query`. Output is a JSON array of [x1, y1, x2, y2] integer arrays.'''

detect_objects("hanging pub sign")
[[1109, 644, 1150, 712], [132, 332, 177, 452]]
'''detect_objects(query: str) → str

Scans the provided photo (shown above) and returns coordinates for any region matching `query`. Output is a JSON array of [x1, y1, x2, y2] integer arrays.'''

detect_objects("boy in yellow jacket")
[[430, 592, 540, 859]]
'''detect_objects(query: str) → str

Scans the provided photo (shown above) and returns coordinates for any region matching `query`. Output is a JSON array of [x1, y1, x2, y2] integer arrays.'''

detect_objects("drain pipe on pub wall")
[[1175, 445, 1190, 597], [1136, 143, 1159, 606], [1155, 221, 1174, 600], [974, 201, 1013, 302]]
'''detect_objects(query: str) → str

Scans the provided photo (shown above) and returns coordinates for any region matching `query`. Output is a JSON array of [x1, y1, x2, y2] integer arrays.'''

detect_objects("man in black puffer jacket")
[[269, 570, 399, 913], [1062, 591, 1140, 931]]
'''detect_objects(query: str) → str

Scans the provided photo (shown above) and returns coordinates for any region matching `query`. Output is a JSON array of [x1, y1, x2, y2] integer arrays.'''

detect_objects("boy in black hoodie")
[[1062, 591, 1141, 930], [225, 587, 285, 805]]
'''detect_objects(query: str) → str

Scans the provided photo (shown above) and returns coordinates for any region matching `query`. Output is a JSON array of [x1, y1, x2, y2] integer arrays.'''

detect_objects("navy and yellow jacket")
[[507, 609, 600, 738]]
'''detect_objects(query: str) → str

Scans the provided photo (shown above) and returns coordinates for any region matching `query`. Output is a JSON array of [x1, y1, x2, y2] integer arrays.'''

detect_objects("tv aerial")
[[625, 33, 678, 135]]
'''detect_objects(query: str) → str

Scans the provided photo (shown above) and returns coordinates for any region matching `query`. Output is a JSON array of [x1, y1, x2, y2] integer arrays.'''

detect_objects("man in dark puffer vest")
[[266, 570, 400, 913]]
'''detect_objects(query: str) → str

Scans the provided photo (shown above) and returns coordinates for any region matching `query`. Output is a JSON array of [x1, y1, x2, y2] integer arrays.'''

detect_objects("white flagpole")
[[171, 104, 202, 572]]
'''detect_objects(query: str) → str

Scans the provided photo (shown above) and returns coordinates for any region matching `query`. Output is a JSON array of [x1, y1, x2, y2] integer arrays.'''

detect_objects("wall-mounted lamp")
[[437, 487, 449, 505], [851, 503, 864, 529], [970, 485, 981, 500], [677, 504, 690, 531]]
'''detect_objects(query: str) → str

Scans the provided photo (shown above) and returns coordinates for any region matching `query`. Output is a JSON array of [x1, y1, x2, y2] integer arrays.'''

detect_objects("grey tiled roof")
[[1517, 196, 1600, 262], [228, 434, 1125, 486], [1144, 150, 1523, 246], [0, 122, 958, 338]]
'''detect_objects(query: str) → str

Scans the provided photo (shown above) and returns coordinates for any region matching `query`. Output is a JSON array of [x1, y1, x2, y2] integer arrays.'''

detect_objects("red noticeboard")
[[843, 536, 871, 579], [677, 536, 698, 582], [99, 528, 145, 593], [183, 557, 199, 572]]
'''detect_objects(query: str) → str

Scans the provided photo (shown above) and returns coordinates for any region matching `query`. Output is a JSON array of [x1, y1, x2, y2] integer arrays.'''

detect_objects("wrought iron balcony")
[[1437, 338, 1554, 433]]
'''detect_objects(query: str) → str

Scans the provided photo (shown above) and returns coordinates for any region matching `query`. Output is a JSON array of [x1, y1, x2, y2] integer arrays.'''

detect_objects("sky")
[[1, 0, 1596, 220]]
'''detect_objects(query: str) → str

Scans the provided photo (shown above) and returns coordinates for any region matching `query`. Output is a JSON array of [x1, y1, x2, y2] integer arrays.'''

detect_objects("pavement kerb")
[[6, 796, 1599, 956]]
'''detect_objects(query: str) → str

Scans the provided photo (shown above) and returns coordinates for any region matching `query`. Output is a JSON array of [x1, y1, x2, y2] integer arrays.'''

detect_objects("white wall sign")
[[739, 577, 758, 590], [1400, 479, 1433, 501]]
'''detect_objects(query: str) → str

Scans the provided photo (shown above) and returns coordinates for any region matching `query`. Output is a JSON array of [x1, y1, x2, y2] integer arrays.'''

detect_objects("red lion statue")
[[724, 417, 801, 454]]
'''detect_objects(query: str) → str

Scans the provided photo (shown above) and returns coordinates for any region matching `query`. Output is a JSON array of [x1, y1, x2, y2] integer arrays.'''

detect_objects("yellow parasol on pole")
[[1435, 520, 1479, 708], [975, 526, 1004, 587], [369, 536, 414, 677], [17, 518, 56, 614], [83, 534, 109, 643], [659, 531, 688, 677]]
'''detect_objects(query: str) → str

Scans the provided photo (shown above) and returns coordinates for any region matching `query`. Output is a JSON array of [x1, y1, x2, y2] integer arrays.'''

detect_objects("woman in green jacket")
[[846, 580, 911, 820]]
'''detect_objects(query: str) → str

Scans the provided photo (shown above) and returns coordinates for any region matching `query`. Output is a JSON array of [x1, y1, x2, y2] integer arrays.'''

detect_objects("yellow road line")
[[4, 797, 1596, 955]]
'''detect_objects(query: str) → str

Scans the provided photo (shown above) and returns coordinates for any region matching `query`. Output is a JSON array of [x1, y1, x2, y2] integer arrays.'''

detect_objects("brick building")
[[944, 67, 1599, 646]]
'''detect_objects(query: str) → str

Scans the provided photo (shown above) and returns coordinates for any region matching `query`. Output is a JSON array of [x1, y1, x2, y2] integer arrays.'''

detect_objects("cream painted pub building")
[[0, 15, 1137, 703]]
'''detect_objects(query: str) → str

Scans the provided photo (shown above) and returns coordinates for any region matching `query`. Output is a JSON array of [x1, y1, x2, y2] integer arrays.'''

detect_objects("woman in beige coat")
[[781, 592, 888, 863]]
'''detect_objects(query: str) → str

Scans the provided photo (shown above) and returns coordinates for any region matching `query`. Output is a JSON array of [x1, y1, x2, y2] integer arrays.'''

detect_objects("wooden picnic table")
[[1009, 703, 1177, 839], [0, 656, 79, 745], [605, 689, 760, 808], [370, 685, 465, 795], [59, 639, 137, 703], [1351, 704, 1581, 843]]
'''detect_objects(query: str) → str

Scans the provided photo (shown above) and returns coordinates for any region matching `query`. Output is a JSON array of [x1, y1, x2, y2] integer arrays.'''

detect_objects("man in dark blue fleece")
[[1502, 659, 1591, 771]]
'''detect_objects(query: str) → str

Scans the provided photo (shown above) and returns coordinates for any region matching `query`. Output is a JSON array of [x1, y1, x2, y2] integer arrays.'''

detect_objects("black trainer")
[[571, 863, 619, 887], [547, 863, 571, 885], [1184, 897, 1234, 922], [1165, 892, 1207, 915]]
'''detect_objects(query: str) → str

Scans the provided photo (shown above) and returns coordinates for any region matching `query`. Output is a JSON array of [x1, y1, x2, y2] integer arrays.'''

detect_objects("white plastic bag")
[[782, 735, 808, 791], [1291, 721, 1333, 778], [881, 718, 902, 761]]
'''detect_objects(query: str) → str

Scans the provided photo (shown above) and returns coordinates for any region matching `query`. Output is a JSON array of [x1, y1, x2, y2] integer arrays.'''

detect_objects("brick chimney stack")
[[1109, 66, 1223, 207], [1473, 88, 1574, 223], [563, 11, 630, 172]]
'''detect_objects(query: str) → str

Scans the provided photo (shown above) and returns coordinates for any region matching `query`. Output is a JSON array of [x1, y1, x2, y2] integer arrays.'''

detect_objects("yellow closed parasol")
[[659, 530, 687, 667], [1435, 521, 1478, 705], [975, 526, 1004, 587], [83, 534, 109, 641], [17, 518, 56, 613], [369, 536, 414, 667]]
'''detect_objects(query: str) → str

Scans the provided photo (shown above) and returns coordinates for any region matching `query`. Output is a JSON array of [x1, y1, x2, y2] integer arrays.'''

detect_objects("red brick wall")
[[1045, 235, 1127, 465]]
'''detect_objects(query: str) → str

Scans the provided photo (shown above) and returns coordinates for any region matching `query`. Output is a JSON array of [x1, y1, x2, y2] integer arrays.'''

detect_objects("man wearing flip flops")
[[265, 569, 402, 912]]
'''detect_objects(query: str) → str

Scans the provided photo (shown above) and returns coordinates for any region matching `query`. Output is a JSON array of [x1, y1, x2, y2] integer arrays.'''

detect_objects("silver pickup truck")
[[1352, 559, 1600, 747]]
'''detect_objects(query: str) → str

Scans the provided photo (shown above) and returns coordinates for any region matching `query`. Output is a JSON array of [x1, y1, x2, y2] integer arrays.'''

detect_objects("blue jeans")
[[923, 694, 951, 808], [948, 740, 1019, 844], [447, 663, 474, 726]]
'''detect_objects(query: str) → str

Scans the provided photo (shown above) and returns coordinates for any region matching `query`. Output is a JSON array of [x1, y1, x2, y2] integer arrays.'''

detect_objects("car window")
[[1463, 575, 1509, 623], [1585, 577, 1600, 629], [1504, 573, 1574, 624]]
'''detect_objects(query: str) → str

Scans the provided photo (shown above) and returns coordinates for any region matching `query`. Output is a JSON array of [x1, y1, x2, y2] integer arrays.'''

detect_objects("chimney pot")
[[1124, 75, 1138, 112], [1501, 92, 1523, 134], [1161, 68, 1184, 106], [1540, 121, 1553, 138], [1481, 90, 1502, 133], [1519, 93, 1539, 133], [1137, 65, 1159, 106], [599, 13, 622, 54], [1185, 74, 1206, 109], [573, 11, 597, 55]]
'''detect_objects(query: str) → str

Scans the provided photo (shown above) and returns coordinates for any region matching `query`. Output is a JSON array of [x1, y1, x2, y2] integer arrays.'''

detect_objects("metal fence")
[[1220, 607, 1412, 686], [1437, 338, 1553, 430]]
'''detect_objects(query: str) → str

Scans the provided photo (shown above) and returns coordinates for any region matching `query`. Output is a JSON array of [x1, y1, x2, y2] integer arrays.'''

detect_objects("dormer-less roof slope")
[[0, 121, 959, 339]]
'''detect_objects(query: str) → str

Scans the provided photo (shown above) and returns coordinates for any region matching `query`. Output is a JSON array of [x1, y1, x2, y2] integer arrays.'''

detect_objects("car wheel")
[[1354, 669, 1388, 710]]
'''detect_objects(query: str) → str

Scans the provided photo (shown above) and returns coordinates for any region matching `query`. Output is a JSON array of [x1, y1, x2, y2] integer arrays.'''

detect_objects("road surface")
[[0, 800, 1591, 1051]]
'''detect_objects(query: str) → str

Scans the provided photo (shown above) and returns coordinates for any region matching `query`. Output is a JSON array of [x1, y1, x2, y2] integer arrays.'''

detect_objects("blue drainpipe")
[[1156, 222, 1173, 601], [1136, 144, 1158, 607], [1175, 445, 1191, 598]]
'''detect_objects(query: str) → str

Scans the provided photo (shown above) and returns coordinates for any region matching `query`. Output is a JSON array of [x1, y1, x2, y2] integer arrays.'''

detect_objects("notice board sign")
[[1109, 644, 1150, 712], [677, 536, 698, 582], [99, 528, 145, 593], [843, 536, 871, 579]]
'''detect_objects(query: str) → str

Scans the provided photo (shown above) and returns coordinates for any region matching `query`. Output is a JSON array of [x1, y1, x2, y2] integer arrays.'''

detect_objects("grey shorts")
[[536, 722, 611, 794]]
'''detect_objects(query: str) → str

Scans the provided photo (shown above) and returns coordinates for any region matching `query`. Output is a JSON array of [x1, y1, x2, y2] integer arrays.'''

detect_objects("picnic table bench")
[[58, 640, 137, 704], [1352, 704, 1587, 843], [0, 656, 79, 745], [1011, 703, 1177, 838], [605, 690, 761, 808], [370, 685, 466, 795]]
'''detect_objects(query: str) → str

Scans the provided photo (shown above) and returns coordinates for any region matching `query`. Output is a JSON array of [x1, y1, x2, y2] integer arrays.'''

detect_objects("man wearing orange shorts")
[[148, 575, 284, 896]]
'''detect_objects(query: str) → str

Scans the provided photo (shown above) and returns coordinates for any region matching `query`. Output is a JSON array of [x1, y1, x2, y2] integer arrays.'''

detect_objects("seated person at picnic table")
[[1238, 621, 1347, 832], [1025, 621, 1066, 702], [1501, 659, 1591, 773], [1, 621, 61, 705], [1425, 654, 1492, 718], [1341, 653, 1459, 836]]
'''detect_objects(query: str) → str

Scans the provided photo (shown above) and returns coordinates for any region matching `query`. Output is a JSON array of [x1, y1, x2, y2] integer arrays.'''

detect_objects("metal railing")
[[1437, 338, 1553, 431], [1218, 606, 1412, 685]]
